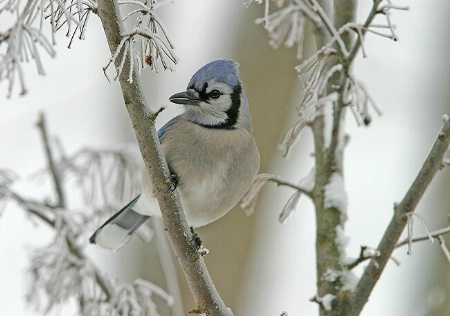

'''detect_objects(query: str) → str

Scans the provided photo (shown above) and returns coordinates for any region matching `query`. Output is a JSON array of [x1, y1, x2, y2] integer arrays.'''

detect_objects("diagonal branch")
[[8, 189, 115, 300], [346, 117, 450, 316], [36, 112, 66, 208], [96, 1, 232, 315], [307, 0, 349, 57]]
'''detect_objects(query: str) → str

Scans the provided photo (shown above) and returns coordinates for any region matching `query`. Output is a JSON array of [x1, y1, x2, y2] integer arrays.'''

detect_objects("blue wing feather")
[[158, 115, 182, 141]]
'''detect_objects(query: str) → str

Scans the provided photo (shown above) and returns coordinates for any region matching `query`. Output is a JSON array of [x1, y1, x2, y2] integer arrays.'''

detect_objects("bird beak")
[[169, 91, 202, 106]]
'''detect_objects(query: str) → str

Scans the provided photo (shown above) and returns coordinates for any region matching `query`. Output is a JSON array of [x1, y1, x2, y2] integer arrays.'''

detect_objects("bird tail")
[[89, 194, 150, 251]]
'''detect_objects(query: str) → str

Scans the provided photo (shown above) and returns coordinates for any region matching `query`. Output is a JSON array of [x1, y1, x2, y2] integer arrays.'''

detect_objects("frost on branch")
[[0, 0, 95, 97], [405, 212, 434, 255], [249, 0, 408, 156], [26, 214, 97, 314], [324, 172, 347, 217], [51, 145, 143, 210], [254, 0, 320, 60], [241, 168, 314, 223], [0, 116, 173, 314], [32, 143, 153, 241], [103, 2, 179, 82], [109, 279, 173, 316], [0, 169, 17, 214]]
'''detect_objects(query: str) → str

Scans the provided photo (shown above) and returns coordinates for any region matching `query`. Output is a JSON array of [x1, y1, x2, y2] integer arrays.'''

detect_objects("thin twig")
[[345, 0, 382, 66], [396, 226, 450, 249], [264, 173, 313, 197], [346, 246, 380, 270], [307, 0, 349, 57]]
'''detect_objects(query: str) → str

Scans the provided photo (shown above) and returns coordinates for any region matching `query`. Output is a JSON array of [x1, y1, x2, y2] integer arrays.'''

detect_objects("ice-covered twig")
[[345, 0, 409, 66], [119, 0, 174, 10], [108, 279, 172, 316], [103, 26, 178, 83], [255, 1, 319, 60], [404, 212, 434, 255], [7, 189, 116, 303], [346, 246, 381, 270], [344, 76, 381, 126], [396, 226, 450, 249], [304, 0, 348, 57], [0, 0, 95, 96], [102, 7, 178, 81], [241, 173, 313, 217]]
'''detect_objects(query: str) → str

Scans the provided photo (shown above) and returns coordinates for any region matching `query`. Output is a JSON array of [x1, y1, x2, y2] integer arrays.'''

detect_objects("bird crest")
[[188, 60, 240, 91]]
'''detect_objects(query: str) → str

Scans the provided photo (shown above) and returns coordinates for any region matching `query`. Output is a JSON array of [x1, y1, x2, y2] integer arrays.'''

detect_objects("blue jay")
[[90, 60, 260, 251]]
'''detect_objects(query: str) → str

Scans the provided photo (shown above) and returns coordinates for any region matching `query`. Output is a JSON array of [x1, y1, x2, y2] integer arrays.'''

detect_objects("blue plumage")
[[157, 116, 182, 140], [187, 60, 240, 91]]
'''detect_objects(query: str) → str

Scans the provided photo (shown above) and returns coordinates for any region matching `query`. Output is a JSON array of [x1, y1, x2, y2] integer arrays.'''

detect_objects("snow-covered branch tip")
[[346, 246, 381, 270], [345, 0, 409, 64], [108, 279, 173, 316], [397, 224, 450, 260], [0, 0, 95, 97], [241, 170, 314, 223], [253, 0, 321, 60], [404, 212, 434, 255], [103, 6, 178, 83], [0, 115, 178, 314], [344, 76, 381, 126]]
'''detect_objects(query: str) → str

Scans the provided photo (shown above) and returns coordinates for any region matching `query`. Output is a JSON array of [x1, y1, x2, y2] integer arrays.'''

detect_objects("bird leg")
[[190, 226, 203, 249]]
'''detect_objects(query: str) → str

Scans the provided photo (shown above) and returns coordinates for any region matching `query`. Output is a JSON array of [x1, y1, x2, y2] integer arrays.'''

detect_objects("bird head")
[[169, 60, 251, 131]]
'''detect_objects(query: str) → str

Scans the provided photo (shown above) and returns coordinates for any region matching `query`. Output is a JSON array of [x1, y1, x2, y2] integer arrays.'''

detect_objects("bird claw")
[[167, 173, 179, 193], [190, 226, 204, 252]]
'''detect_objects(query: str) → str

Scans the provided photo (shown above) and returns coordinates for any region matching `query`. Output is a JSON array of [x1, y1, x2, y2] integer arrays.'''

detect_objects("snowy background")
[[1, 1, 450, 315]]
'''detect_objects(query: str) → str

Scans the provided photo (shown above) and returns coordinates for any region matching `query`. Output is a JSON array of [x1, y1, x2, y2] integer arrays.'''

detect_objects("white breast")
[[160, 120, 260, 227]]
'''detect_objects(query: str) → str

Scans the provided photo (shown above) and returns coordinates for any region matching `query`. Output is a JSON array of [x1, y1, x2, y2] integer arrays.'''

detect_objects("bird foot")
[[166, 173, 179, 193], [190, 226, 205, 253]]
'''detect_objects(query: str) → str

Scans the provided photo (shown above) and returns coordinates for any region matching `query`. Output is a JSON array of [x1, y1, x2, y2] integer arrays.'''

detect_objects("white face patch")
[[205, 81, 233, 95], [184, 79, 237, 127]]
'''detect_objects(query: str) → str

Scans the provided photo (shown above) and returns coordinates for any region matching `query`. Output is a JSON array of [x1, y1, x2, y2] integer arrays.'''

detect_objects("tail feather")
[[90, 195, 150, 251]]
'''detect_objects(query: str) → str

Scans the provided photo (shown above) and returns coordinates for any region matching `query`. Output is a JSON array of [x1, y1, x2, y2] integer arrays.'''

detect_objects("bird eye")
[[209, 90, 222, 99]]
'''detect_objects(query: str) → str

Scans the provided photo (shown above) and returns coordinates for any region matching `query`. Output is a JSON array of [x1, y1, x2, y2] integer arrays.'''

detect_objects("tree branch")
[[9, 190, 115, 300], [344, 0, 382, 67], [308, 0, 349, 57], [37, 113, 66, 208], [346, 117, 450, 315], [308, 2, 356, 315], [96, 1, 232, 315]]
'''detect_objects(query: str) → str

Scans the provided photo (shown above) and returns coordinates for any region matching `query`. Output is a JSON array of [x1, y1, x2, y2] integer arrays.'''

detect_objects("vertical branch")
[[310, 2, 356, 315], [345, 119, 450, 315], [96, 1, 232, 315], [310, 1, 338, 310], [36, 112, 66, 208]]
